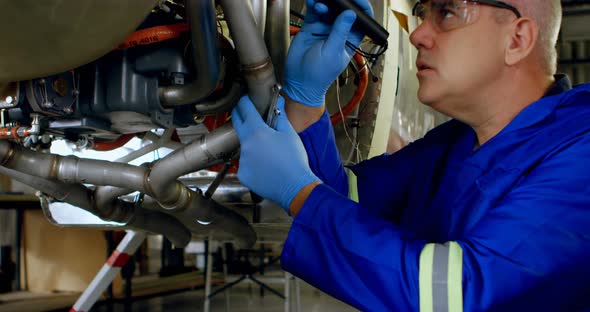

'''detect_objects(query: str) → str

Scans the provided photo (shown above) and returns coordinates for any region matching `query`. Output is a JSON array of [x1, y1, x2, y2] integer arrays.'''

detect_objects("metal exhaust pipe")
[[0, 0, 286, 248], [158, 0, 221, 106], [0, 166, 192, 247], [265, 0, 290, 81]]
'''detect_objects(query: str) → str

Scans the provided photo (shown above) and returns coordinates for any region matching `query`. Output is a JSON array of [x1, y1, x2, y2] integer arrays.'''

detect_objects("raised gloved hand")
[[231, 95, 320, 211], [283, 0, 373, 107]]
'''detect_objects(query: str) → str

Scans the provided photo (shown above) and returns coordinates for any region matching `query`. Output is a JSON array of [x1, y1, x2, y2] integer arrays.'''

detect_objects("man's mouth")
[[416, 61, 432, 71]]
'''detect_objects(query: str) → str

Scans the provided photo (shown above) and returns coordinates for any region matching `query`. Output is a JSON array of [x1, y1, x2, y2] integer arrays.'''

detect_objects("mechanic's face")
[[409, 1, 508, 117]]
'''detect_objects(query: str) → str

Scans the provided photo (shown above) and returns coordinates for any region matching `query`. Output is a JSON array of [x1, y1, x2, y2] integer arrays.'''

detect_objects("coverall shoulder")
[[281, 75, 590, 311]]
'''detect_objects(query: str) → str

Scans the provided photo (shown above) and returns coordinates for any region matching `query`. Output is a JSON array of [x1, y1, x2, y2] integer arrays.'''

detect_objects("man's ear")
[[505, 17, 538, 66]]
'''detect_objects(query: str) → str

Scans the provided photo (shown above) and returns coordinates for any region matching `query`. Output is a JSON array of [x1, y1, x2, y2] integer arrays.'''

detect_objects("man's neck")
[[470, 71, 555, 146]]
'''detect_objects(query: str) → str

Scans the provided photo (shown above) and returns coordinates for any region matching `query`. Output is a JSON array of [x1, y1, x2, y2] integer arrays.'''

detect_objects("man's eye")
[[440, 8, 455, 19], [414, 5, 428, 20]]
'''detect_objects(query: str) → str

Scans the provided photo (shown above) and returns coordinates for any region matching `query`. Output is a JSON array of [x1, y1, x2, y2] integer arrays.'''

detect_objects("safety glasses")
[[412, 0, 521, 32]]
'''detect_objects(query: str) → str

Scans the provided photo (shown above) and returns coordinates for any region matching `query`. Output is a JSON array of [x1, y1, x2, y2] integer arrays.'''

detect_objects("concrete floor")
[[91, 279, 358, 312]]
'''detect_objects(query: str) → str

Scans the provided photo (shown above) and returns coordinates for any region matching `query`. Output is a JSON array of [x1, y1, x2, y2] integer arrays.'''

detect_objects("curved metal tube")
[[0, 166, 191, 247], [265, 0, 290, 81], [193, 81, 242, 116], [149, 123, 239, 191], [0, 0, 281, 249], [0, 140, 254, 246], [203, 199, 257, 248], [0, 141, 191, 211], [0, 166, 94, 212], [150, 0, 279, 208], [0, 141, 148, 191], [95, 185, 136, 220], [221, 0, 271, 65], [130, 209, 191, 247], [174, 194, 256, 249], [0, 140, 200, 212], [220, 0, 279, 116], [93, 186, 192, 247], [139, 193, 256, 249], [181, 175, 252, 203], [150, 0, 281, 191], [0, 140, 171, 208], [142, 175, 252, 206], [250, 0, 267, 35], [0, 141, 179, 209], [158, 0, 220, 106]]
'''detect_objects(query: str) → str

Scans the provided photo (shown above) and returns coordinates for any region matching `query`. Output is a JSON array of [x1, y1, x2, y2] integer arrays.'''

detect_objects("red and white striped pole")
[[70, 230, 147, 312]]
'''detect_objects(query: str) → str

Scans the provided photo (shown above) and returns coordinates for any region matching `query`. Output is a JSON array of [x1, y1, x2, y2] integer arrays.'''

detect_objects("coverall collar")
[[453, 75, 576, 163], [498, 74, 573, 135]]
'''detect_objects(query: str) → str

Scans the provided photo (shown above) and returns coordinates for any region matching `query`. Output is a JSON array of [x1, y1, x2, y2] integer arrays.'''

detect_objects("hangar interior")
[[0, 0, 587, 311]]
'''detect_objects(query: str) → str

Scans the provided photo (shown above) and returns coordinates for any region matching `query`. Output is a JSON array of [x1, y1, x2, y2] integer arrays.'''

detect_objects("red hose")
[[330, 52, 369, 125], [117, 24, 190, 50], [0, 127, 26, 140], [91, 134, 135, 151], [289, 26, 369, 125]]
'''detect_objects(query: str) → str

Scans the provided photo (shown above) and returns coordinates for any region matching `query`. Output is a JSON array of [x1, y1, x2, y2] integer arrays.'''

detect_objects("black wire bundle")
[[346, 40, 388, 65], [290, 9, 306, 21], [310, 33, 387, 70], [289, 9, 388, 64]]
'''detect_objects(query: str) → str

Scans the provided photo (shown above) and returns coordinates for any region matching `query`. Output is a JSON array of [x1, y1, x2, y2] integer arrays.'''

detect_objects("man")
[[231, 0, 590, 310]]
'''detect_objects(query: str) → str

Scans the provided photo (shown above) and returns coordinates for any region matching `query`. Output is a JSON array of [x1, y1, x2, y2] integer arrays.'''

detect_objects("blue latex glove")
[[282, 0, 374, 107], [232, 95, 320, 211]]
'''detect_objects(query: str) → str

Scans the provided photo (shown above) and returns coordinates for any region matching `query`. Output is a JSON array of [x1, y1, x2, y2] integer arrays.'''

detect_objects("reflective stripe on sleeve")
[[345, 168, 359, 203], [419, 241, 463, 312]]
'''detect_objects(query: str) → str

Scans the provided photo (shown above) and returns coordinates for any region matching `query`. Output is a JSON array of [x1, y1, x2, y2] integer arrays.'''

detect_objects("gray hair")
[[497, 0, 562, 75]]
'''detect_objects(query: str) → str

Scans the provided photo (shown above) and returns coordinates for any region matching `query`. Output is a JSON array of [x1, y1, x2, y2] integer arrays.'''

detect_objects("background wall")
[[558, 1, 590, 85]]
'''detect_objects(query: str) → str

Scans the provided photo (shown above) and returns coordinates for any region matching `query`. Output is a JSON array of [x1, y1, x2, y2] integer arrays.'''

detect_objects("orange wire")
[[117, 24, 190, 50], [0, 127, 22, 140], [330, 53, 369, 125], [91, 134, 135, 151]]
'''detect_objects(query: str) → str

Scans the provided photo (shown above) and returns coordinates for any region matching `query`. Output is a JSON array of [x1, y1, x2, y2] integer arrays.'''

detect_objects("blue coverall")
[[280, 75, 590, 311]]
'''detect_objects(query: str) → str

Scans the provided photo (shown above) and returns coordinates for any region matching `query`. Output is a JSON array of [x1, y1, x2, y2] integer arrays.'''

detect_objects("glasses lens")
[[414, 0, 479, 32], [413, 3, 427, 23]]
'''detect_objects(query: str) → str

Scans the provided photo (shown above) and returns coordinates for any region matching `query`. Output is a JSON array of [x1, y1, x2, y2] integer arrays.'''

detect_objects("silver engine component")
[[0, 0, 292, 248]]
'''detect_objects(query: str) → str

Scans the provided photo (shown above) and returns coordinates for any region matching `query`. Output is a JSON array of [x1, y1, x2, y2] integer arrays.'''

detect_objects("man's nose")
[[410, 19, 435, 50]]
